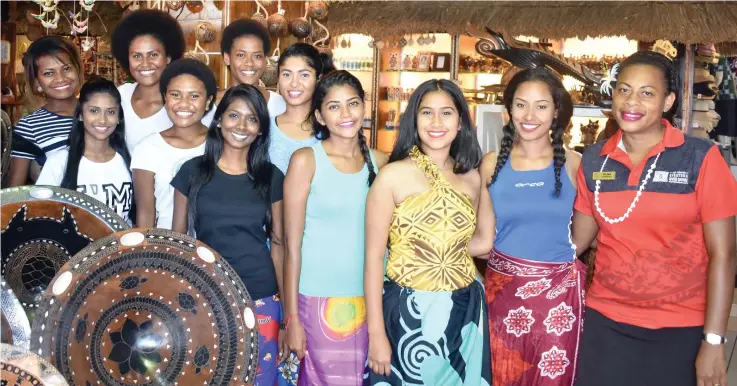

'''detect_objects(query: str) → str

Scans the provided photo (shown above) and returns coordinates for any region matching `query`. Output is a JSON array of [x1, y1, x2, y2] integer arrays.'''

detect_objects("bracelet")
[[283, 314, 297, 331]]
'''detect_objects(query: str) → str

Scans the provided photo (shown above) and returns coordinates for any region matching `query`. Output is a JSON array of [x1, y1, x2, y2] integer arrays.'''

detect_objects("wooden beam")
[[679, 44, 694, 133]]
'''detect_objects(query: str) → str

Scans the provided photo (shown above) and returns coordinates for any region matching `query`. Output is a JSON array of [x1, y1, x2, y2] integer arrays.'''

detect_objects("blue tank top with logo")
[[489, 160, 576, 262]]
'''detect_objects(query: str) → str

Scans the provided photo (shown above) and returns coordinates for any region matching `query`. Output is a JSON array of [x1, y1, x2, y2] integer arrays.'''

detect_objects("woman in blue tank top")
[[479, 68, 585, 386], [282, 71, 388, 386], [269, 43, 333, 174]]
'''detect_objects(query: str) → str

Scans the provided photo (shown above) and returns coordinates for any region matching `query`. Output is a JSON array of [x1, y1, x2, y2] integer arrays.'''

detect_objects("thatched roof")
[[326, 1, 737, 44]]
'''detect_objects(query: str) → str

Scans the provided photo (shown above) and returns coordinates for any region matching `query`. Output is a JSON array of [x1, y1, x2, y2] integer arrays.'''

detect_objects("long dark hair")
[[61, 77, 136, 223], [187, 84, 274, 238], [390, 79, 481, 174], [310, 70, 375, 186], [489, 68, 573, 196]]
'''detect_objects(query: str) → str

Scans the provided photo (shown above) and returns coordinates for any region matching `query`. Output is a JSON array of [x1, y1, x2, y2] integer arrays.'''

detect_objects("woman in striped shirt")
[[9, 36, 82, 186]]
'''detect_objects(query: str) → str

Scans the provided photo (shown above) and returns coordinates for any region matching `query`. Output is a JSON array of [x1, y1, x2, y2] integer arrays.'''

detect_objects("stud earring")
[[37, 86, 43, 93]]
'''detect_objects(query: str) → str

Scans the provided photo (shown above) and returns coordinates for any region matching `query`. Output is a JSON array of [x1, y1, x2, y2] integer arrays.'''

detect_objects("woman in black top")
[[170, 84, 287, 385]]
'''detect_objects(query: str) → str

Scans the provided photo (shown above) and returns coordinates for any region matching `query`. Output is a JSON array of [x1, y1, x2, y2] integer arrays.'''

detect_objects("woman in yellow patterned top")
[[363, 79, 494, 385]]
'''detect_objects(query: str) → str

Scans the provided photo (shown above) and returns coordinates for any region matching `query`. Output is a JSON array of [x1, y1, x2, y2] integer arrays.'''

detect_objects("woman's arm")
[[283, 148, 315, 359], [270, 201, 286, 301], [696, 217, 736, 386], [572, 211, 599, 257], [132, 169, 156, 228], [171, 190, 188, 234], [468, 153, 498, 257], [8, 158, 31, 187], [364, 165, 396, 376]]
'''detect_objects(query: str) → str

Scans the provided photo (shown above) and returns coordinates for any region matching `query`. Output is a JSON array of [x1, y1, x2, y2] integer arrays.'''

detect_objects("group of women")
[[7, 7, 737, 386]]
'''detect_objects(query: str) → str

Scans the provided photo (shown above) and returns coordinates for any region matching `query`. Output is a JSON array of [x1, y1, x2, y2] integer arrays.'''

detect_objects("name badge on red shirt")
[[593, 171, 616, 181]]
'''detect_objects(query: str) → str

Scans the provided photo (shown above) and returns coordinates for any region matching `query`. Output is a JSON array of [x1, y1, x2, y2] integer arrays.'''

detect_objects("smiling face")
[[35, 53, 79, 100], [509, 80, 557, 142], [224, 36, 267, 86], [219, 98, 261, 150], [164, 74, 212, 128], [80, 93, 120, 142], [612, 64, 675, 134], [128, 35, 170, 87], [278, 56, 318, 107], [315, 85, 365, 139], [416, 90, 460, 151]]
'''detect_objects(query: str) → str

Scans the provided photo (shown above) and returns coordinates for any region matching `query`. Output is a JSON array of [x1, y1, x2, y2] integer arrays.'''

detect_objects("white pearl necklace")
[[594, 153, 661, 224]]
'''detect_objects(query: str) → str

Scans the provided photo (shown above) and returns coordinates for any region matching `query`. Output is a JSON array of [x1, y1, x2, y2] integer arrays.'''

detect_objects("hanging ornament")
[[307, 1, 328, 21], [195, 21, 216, 43], [312, 19, 331, 55], [289, 17, 312, 39], [81, 37, 95, 52], [71, 11, 89, 34], [261, 47, 280, 86], [79, 0, 95, 12], [212, 1, 224, 10], [166, 0, 184, 10], [267, 8, 287, 37], [260, 0, 273, 6], [251, 12, 268, 28], [185, 0, 204, 14], [186, 40, 210, 65], [32, 0, 61, 30]]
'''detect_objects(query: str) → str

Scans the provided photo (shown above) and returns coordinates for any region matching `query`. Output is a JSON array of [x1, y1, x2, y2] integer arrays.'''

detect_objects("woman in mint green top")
[[283, 71, 388, 386]]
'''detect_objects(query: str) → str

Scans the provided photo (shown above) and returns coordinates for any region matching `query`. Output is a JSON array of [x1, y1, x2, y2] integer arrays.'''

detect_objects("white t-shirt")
[[36, 148, 134, 224], [118, 82, 173, 154], [130, 133, 205, 230], [201, 90, 287, 126]]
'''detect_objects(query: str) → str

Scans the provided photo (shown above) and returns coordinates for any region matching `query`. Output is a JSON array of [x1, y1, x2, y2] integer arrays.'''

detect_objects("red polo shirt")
[[575, 119, 737, 329]]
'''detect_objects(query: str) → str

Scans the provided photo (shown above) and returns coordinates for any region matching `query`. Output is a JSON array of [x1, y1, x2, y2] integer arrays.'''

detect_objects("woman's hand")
[[287, 318, 307, 360], [277, 327, 289, 363], [695, 341, 727, 386], [367, 331, 392, 376]]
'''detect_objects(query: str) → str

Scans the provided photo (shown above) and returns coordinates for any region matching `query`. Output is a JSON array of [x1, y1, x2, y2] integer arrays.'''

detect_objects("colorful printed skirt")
[[485, 249, 586, 386], [364, 279, 492, 386], [297, 293, 368, 386]]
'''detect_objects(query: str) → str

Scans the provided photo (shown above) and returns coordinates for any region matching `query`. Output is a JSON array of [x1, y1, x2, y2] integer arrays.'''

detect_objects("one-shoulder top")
[[385, 146, 478, 292]]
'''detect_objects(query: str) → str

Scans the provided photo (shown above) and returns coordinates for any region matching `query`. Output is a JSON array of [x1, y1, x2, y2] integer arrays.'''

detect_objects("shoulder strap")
[[409, 146, 448, 188]]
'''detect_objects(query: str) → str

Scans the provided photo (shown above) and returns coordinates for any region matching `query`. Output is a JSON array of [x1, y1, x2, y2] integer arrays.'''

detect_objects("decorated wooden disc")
[[0, 186, 133, 319], [1, 186, 130, 316], [1, 280, 32, 349], [31, 228, 259, 386], [1, 343, 68, 386]]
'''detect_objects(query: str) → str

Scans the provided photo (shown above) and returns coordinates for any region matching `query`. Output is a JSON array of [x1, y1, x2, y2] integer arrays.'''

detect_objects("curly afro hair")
[[111, 9, 185, 75], [221, 18, 271, 55], [159, 58, 218, 113]]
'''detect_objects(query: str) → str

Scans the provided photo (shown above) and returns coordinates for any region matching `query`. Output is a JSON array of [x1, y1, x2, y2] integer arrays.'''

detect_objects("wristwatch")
[[703, 333, 726, 345], [279, 321, 287, 331]]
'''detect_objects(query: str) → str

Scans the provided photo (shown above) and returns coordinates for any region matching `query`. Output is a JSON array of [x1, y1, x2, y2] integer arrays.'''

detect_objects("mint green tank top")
[[299, 141, 376, 297]]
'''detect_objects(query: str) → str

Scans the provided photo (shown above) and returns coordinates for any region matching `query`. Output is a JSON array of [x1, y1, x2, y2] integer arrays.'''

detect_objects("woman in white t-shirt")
[[131, 59, 216, 229], [111, 9, 185, 153], [37, 77, 135, 225]]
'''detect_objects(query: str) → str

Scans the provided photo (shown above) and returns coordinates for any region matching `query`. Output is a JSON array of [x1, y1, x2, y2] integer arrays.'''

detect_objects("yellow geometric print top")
[[385, 146, 478, 292]]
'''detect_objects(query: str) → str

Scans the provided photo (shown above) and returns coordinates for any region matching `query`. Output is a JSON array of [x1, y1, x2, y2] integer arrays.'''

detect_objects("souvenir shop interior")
[[0, 1, 737, 385]]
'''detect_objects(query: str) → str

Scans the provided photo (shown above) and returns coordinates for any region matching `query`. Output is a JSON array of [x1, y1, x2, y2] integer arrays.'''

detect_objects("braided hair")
[[617, 50, 679, 122], [311, 70, 375, 186], [489, 67, 573, 197]]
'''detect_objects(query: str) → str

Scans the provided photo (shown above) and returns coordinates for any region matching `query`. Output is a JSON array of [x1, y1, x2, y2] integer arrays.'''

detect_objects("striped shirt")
[[11, 108, 73, 161]]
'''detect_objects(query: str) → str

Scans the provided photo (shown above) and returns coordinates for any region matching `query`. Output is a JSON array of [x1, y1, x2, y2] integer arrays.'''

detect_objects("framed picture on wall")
[[433, 53, 451, 72]]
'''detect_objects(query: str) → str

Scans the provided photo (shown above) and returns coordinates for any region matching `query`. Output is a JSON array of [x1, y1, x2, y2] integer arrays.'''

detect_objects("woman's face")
[[612, 64, 675, 134], [278, 56, 318, 107], [128, 35, 170, 87], [219, 98, 261, 150], [81, 93, 120, 142], [509, 80, 557, 143], [164, 74, 212, 128], [416, 90, 460, 152], [35, 53, 79, 100], [315, 85, 365, 139], [224, 36, 266, 86]]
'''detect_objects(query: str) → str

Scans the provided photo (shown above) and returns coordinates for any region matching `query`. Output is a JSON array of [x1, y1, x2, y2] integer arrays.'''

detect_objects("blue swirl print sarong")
[[363, 280, 491, 386]]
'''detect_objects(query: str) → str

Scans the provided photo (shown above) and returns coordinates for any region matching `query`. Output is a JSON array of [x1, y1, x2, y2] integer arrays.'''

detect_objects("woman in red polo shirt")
[[573, 51, 737, 386]]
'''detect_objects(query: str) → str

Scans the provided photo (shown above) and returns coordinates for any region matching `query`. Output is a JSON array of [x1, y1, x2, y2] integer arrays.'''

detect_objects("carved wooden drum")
[[1, 186, 130, 316], [0, 280, 32, 349], [31, 228, 260, 386], [0, 343, 69, 386]]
